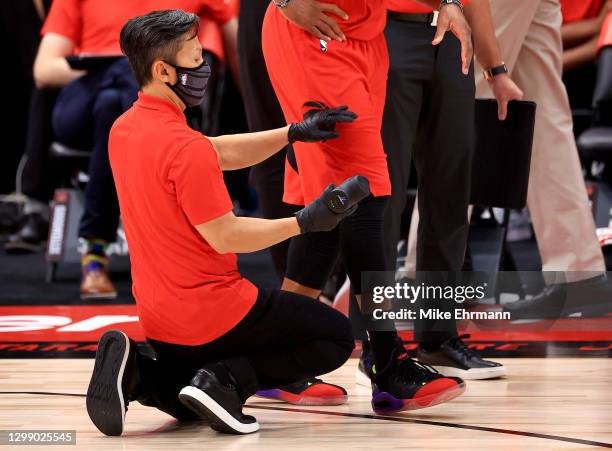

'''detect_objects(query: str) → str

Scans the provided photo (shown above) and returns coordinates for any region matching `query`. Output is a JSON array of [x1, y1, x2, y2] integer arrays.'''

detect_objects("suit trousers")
[[404, 0, 605, 284], [382, 18, 475, 342]]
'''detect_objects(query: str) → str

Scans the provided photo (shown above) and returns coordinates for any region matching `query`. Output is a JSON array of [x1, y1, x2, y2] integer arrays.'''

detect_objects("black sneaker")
[[179, 367, 260, 434], [370, 349, 465, 413], [503, 275, 612, 320], [417, 334, 506, 380], [86, 330, 136, 436]]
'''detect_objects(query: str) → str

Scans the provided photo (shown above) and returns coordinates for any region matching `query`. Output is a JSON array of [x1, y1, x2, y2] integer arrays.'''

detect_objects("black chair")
[[45, 142, 90, 282], [576, 45, 612, 234], [577, 46, 612, 163]]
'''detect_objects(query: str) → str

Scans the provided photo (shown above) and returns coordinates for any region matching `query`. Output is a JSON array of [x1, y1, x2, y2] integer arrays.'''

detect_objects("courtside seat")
[[577, 127, 612, 162], [577, 45, 612, 164], [49, 141, 91, 160]]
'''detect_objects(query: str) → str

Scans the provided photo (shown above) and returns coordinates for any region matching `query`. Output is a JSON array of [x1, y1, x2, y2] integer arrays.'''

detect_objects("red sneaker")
[[256, 378, 348, 405]]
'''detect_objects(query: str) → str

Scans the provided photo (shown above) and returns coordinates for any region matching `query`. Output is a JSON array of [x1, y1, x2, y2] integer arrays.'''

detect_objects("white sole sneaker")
[[179, 386, 260, 434], [428, 364, 507, 380]]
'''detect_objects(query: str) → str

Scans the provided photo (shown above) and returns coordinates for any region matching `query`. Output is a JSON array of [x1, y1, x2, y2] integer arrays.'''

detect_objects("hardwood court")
[[1, 358, 611, 450]]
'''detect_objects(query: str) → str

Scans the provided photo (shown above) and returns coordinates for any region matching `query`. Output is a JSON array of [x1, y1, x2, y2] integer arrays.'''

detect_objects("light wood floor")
[[1, 358, 611, 450]]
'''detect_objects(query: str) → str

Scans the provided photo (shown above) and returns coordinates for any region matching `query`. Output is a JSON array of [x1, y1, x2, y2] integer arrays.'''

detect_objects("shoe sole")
[[255, 389, 348, 406], [355, 368, 371, 388], [81, 291, 118, 300], [427, 365, 507, 380], [179, 386, 260, 434], [86, 330, 129, 436], [372, 381, 466, 414]]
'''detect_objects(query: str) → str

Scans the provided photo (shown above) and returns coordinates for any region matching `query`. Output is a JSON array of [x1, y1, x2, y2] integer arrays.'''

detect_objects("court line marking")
[[1, 391, 610, 448]]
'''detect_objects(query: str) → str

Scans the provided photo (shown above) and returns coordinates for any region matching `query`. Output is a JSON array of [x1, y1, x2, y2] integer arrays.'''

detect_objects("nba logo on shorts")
[[320, 39, 328, 52]]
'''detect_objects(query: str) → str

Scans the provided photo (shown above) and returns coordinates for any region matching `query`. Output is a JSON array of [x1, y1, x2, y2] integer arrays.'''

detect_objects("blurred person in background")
[[237, 0, 300, 280], [562, 0, 612, 121], [0, 0, 50, 239], [405, 0, 612, 320], [32, 0, 237, 299]]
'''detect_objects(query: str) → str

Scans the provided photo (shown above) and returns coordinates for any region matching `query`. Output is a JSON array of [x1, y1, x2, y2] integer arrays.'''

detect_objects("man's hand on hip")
[[277, 0, 348, 42], [433, 3, 473, 75]]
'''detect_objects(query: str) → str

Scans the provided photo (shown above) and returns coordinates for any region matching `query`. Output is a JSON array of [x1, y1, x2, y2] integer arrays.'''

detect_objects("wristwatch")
[[483, 62, 509, 80], [273, 0, 292, 8], [439, 0, 464, 12]]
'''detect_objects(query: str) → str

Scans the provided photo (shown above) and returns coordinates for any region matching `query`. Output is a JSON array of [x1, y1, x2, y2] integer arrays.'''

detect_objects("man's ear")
[[151, 60, 174, 84]]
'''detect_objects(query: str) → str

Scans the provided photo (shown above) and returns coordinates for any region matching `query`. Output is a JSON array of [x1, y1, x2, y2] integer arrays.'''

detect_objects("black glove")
[[288, 101, 357, 143], [295, 176, 371, 233]]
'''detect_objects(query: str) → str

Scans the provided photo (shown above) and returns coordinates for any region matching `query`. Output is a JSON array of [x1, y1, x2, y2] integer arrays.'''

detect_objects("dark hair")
[[120, 9, 199, 87]]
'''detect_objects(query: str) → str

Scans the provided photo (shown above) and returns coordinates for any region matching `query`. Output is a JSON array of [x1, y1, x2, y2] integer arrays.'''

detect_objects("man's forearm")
[[562, 19, 599, 49], [34, 57, 84, 89], [221, 216, 300, 253], [464, 0, 503, 69], [563, 36, 599, 71], [210, 125, 290, 171]]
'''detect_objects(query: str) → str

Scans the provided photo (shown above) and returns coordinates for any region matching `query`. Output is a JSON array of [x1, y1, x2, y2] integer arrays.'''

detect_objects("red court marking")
[[0, 305, 145, 342], [0, 305, 611, 343]]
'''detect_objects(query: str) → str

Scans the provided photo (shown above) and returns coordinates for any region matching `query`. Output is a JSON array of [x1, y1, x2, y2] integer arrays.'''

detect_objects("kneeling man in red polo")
[[85, 9, 360, 436]]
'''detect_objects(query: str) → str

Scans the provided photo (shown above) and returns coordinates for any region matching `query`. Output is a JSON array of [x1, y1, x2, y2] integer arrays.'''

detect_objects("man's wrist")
[[290, 217, 302, 235], [439, 0, 463, 12], [483, 62, 508, 81]]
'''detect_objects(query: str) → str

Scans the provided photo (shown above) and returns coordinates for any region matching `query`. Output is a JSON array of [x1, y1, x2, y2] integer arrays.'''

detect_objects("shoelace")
[[396, 354, 441, 385], [448, 334, 480, 359]]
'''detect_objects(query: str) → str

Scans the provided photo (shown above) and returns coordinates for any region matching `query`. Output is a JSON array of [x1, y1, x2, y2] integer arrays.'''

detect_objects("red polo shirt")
[[561, 0, 603, 23], [41, 0, 233, 54], [109, 93, 258, 345], [388, 0, 470, 14]]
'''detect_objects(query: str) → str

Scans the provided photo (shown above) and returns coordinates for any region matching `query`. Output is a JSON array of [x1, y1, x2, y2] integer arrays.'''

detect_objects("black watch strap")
[[439, 0, 464, 12], [483, 62, 509, 80]]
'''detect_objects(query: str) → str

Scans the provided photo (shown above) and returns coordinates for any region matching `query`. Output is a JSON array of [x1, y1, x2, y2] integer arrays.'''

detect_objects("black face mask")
[[165, 60, 211, 107]]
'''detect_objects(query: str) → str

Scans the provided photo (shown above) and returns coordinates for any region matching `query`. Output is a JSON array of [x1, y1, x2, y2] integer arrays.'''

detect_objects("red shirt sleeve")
[[170, 137, 233, 226], [199, 0, 235, 25], [40, 0, 81, 44]]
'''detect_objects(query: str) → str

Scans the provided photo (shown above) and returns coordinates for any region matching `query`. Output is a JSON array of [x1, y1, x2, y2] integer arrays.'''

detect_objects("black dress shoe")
[[86, 330, 138, 436], [417, 335, 506, 380], [4, 213, 48, 254], [503, 274, 612, 320], [179, 367, 260, 434]]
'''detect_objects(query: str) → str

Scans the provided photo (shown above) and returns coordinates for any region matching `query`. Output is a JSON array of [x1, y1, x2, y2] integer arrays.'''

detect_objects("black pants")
[[285, 196, 398, 368], [132, 289, 354, 420], [238, 0, 299, 281], [0, 0, 43, 193], [52, 58, 138, 243], [382, 19, 475, 342], [21, 88, 61, 202]]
